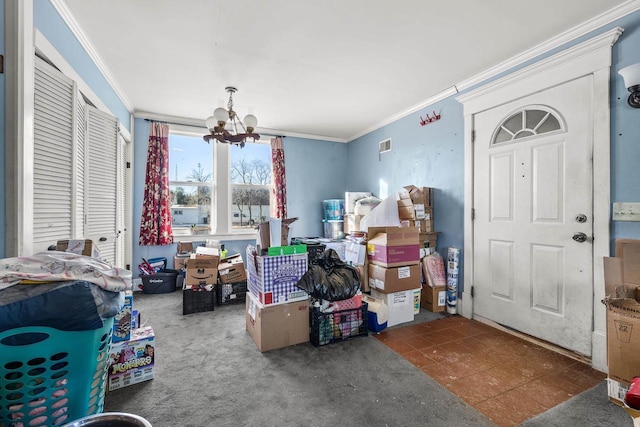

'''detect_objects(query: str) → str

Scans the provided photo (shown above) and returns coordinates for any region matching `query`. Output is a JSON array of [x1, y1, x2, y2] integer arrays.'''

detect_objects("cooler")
[[363, 294, 388, 332]]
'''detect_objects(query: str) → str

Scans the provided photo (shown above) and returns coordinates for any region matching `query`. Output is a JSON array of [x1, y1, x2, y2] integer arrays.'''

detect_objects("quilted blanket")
[[0, 251, 131, 292]]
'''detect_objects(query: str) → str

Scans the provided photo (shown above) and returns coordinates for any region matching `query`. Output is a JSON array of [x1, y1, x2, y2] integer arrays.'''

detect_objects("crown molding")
[[456, 27, 624, 109], [350, 0, 640, 142], [347, 86, 459, 142], [50, 0, 134, 112], [455, 2, 638, 93]]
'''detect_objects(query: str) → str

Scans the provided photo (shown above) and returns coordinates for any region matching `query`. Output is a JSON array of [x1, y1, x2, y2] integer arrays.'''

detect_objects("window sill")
[[171, 231, 257, 242]]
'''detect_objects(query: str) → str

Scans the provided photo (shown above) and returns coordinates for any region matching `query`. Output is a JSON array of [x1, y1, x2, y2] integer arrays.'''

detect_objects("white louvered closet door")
[[85, 106, 119, 265], [34, 56, 126, 266], [116, 133, 128, 267], [33, 57, 77, 252]]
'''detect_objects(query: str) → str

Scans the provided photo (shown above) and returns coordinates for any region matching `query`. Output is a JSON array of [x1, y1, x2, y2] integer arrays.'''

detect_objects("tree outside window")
[[230, 144, 272, 229]]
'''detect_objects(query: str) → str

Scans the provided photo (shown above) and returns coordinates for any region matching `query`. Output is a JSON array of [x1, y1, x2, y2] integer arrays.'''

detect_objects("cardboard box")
[[368, 264, 421, 294], [603, 239, 640, 386], [218, 257, 247, 284], [421, 284, 446, 312], [370, 288, 418, 327], [177, 241, 194, 253], [246, 246, 308, 306], [397, 195, 415, 220], [256, 217, 298, 249], [367, 226, 420, 268], [607, 378, 629, 406], [403, 185, 434, 208], [108, 326, 155, 391], [195, 246, 219, 257], [112, 292, 133, 343], [56, 239, 101, 259], [174, 253, 190, 270], [419, 232, 438, 249], [410, 214, 434, 234], [245, 292, 309, 352], [185, 255, 219, 287]]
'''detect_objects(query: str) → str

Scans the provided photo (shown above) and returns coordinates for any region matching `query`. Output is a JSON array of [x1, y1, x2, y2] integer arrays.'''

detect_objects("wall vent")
[[379, 138, 392, 154]]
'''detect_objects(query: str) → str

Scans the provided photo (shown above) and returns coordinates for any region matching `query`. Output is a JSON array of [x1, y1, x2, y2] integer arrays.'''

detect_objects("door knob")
[[572, 232, 588, 243], [575, 214, 587, 223]]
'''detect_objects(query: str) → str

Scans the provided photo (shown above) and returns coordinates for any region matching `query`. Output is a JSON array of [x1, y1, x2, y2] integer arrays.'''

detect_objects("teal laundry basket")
[[0, 318, 113, 427]]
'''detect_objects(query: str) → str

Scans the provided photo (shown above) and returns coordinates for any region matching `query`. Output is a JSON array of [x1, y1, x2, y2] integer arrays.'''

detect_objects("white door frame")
[[456, 28, 622, 372]]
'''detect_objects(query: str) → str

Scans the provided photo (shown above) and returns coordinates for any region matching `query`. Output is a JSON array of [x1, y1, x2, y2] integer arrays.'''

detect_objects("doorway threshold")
[[472, 314, 595, 369]]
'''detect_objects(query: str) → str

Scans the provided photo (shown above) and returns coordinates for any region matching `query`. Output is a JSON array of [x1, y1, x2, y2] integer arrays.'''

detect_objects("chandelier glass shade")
[[203, 87, 260, 147]]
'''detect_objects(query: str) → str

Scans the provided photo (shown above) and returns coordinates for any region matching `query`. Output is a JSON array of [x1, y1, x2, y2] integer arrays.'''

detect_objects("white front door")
[[473, 75, 593, 355]]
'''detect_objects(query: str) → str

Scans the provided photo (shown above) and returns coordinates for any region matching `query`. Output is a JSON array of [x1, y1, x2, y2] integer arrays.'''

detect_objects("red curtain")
[[270, 137, 287, 219], [139, 122, 174, 245]]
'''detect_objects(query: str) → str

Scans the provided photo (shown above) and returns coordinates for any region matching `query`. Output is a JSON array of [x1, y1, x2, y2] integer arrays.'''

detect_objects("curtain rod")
[[144, 118, 196, 127]]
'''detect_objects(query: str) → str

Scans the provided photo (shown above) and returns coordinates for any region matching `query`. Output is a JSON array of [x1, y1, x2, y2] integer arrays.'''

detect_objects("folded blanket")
[[0, 251, 131, 292]]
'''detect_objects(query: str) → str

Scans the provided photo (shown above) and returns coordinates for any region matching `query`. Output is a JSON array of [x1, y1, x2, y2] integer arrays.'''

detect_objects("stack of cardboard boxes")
[[108, 292, 156, 392], [183, 255, 218, 315], [217, 254, 248, 305], [397, 185, 437, 250], [604, 239, 640, 404], [397, 185, 447, 313], [245, 219, 310, 352], [367, 226, 422, 327]]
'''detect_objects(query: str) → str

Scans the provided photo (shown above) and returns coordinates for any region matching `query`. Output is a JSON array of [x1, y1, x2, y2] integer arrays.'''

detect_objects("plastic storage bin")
[[322, 219, 345, 240], [310, 302, 368, 346], [183, 285, 215, 315], [0, 318, 114, 427], [322, 199, 344, 220], [141, 269, 178, 294]]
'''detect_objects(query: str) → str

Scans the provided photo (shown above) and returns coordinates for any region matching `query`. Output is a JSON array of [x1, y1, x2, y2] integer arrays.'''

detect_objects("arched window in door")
[[492, 106, 564, 144]]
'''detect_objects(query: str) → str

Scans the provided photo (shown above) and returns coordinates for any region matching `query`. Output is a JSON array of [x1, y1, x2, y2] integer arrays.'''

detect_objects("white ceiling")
[[62, 0, 632, 142]]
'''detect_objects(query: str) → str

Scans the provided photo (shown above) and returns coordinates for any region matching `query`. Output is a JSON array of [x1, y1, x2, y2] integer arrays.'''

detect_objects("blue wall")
[[609, 11, 640, 245], [0, 0, 5, 259], [283, 136, 349, 239], [347, 97, 465, 266]]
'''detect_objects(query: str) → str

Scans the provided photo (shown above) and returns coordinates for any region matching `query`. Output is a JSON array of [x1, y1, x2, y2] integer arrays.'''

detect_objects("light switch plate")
[[612, 203, 640, 221]]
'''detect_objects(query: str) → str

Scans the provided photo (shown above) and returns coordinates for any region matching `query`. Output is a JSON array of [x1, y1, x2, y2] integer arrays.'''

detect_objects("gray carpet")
[[522, 381, 633, 426], [103, 291, 633, 427]]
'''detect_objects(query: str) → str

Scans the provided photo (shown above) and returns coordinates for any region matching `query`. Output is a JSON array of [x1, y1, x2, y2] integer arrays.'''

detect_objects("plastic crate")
[[310, 302, 368, 346], [0, 318, 114, 427], [183, 286, 215, 315], [216, 281, 247, 305]]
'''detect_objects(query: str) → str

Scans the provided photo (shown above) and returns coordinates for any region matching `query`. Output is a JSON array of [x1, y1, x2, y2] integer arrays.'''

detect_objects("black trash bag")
[[296, 249, 360, 301]]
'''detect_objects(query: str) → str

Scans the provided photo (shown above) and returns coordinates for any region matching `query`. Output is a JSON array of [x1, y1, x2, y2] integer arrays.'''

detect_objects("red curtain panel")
[[270, 137, 287, 219], [139, 122, 174, 245]]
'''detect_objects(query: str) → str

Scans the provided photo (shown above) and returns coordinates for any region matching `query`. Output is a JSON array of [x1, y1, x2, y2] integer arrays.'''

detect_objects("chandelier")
[[203, 86, 260, 147]]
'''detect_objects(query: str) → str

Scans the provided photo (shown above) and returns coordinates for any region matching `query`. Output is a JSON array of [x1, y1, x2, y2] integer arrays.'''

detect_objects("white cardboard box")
[[370, 288, 419, 327]]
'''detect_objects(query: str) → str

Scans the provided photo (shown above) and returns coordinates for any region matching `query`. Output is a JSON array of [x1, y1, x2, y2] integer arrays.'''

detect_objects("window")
[[230, 143, 272, 230], [169, 134, 214, 236], [169, 130, 272, 236], [492, 107, 563, 145]]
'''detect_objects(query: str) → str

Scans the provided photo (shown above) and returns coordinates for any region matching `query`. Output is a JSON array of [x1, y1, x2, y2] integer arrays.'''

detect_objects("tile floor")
[[374, 315, 606, 426]]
